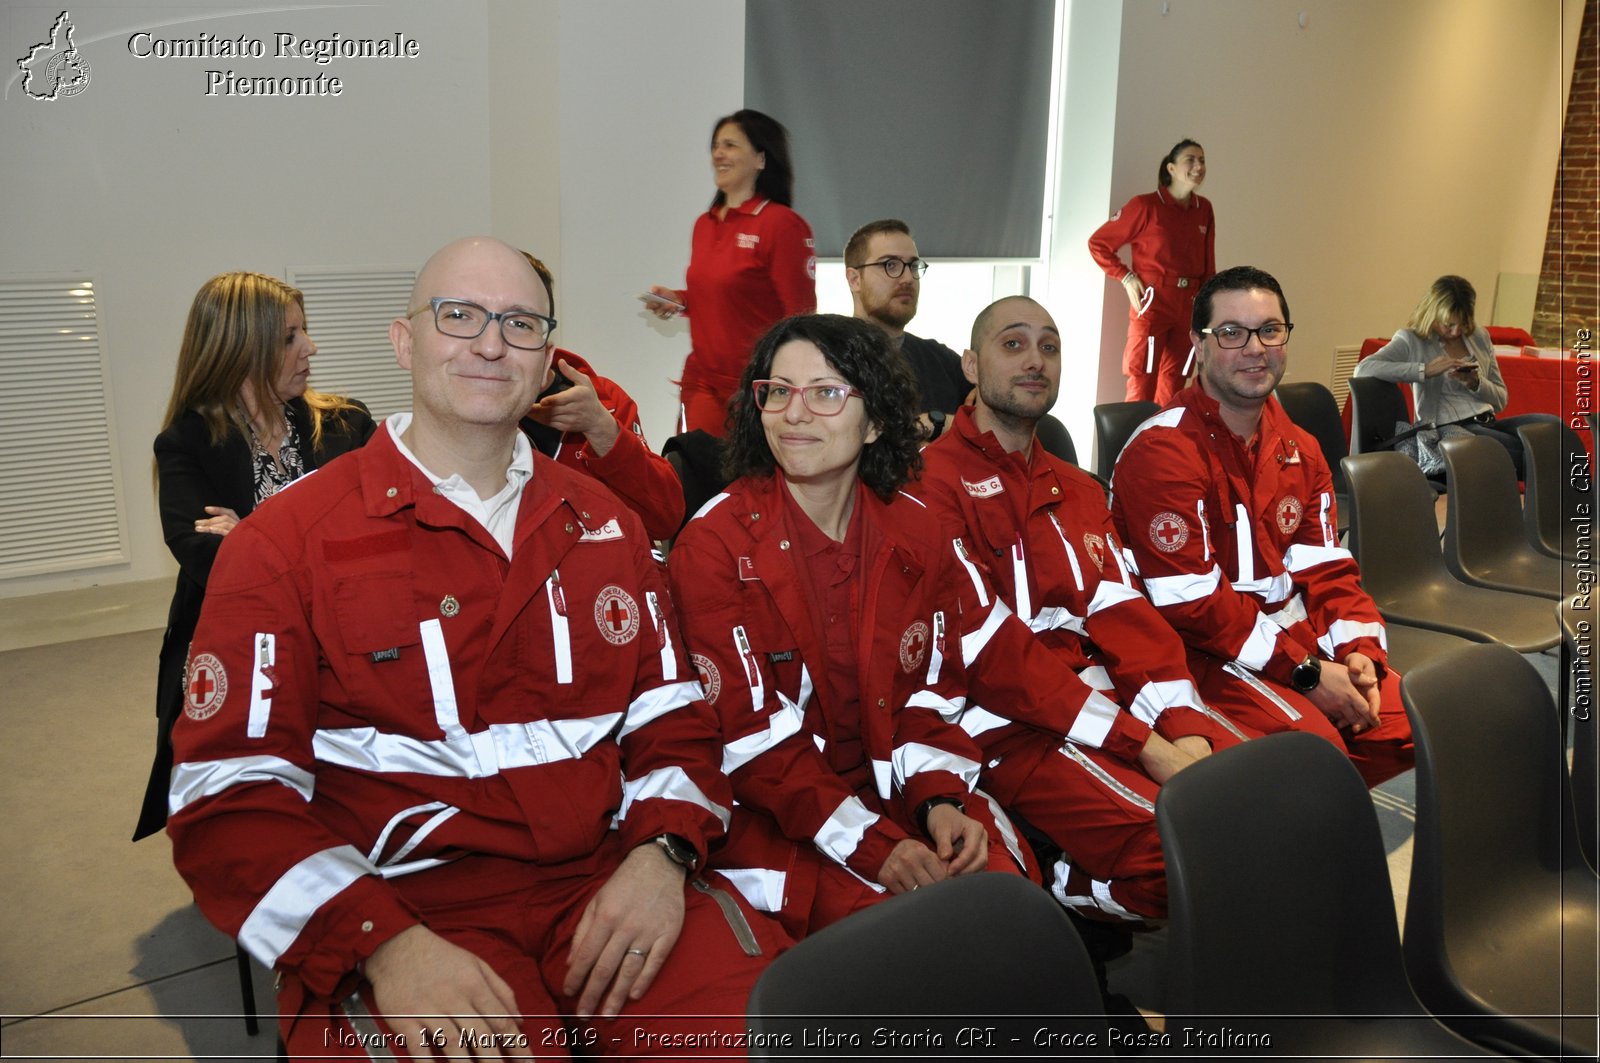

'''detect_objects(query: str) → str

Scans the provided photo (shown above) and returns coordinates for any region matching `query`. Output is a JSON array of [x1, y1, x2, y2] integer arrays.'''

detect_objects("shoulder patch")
[[594, 585, 640, 645], [899, 621, 931, 673], [185, 652, 228, 721], [1082, 533, 1107, 570], [691, 653, 721, 704], [1275, 495, 1304, 535], [1148, 511, 1190, 553]]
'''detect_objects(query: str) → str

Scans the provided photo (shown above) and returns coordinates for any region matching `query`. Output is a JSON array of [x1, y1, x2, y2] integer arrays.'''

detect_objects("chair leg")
[[235, 943, 259, 1036]]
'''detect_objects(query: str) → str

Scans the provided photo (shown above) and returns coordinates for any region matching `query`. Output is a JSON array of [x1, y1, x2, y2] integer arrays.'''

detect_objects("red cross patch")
[[900, 620, 931, 674], [1149, 511, 1189, 554], [185, 653, 227, 721], [691, 653, 721, 704], [1276, 495, 1304, 535], [593, 585, 640, 646], [1082, 533, 1106, 571]]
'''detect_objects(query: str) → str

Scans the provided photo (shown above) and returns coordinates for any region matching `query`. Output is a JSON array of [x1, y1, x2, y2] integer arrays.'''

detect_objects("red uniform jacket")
[[526, 348, 684, 540], [675, 199, 816, 395], [667, 475, 1001, 907], [1110, 385, 1389, 686], [167, 424, 727, 998], [1087, 188, 1216, 290], [917, 407, 1243, 757]]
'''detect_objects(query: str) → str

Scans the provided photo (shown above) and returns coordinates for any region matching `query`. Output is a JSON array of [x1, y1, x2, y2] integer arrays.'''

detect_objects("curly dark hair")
[[723, 314, 923, 499]]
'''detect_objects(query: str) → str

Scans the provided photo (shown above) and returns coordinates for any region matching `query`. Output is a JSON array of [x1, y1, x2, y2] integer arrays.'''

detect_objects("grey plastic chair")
[[1400, 643, 1598, 1058], [1341, 451, 1559, 652], [1347, 375, 1414, 456], [1518, 419, 1589, 562], [1275, 381, 1351, 517], [1382, 622, 1477, 675], [1092, 401, 1158, 481], [1035, 411, 1078, 467], [1439, 434, 1563, 599], [1157, 732, 1495, 1057], [746, 873, 1108, 1056]]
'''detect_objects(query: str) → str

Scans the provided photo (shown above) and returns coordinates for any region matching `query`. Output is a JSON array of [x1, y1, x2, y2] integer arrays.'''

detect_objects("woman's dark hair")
[[723, 314, 922, 499], [710, 109, 796, 208], [1158, 138, 1202, 187]]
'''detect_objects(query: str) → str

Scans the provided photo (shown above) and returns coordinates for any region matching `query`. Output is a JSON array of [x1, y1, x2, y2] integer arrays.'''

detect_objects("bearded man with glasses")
[[845, 219, 970, 442], [1110, 265, 1413, 788]]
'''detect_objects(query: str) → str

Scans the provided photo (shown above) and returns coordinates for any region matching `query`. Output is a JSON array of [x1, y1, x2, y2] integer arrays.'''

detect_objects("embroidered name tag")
[[579, 518, 624, 542], [962, 476, 1005, 498]]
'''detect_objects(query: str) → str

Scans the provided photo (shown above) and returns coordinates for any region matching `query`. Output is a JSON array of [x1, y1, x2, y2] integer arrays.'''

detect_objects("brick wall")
[[1533, 0, 1598, 348]]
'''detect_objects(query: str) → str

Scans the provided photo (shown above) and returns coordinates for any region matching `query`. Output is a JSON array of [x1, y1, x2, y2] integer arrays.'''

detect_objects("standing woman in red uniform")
[[1088, 139, 1215, 403], [647, 109, 816, 435]]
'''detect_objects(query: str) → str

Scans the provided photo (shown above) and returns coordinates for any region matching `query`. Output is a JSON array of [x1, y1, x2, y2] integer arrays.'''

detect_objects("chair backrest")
[[1439, 433, 1533, 568], [1518, 419, 1588, 557], [1092, 401, 1158, 480], [1157, 732, 1421, 1016], [1340, 451, 1452, 606], [746, 872, 1107, 1055], [1275, 382, 1349, 494], [1347, 375, 1412, 455], [1034, 412, 1078, 466], [661, 429, 730, 532]]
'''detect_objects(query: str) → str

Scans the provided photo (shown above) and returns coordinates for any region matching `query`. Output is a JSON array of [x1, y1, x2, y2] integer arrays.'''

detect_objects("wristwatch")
[[926, 409, 946, 441], [650, 833, 699, 872], [1289, 654, 1323, 693]]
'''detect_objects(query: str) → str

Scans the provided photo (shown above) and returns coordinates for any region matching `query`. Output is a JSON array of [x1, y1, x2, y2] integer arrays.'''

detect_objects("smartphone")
[[639, 291, 685, 310]]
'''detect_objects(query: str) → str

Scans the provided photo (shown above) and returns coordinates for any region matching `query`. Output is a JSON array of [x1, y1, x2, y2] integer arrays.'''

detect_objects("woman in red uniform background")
[[647, 109, 816, 436], [1088, 139, 1215, 403]]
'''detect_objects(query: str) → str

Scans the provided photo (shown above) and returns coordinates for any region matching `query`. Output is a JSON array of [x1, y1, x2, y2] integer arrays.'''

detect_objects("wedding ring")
[[625, 947, 647, 957]]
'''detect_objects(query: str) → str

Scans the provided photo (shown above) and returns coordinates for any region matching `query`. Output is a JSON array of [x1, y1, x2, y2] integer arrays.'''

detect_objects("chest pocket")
[[328, 567, 428, 724]]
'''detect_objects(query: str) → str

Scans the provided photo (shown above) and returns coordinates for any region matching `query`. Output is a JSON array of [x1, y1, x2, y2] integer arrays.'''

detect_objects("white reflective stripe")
[[419, 619, 463, 736], [1106, 531, 1133, 582], [1126, 678, 1205, 726], [951, 538, 989, 607], [645, 591, 677, 682], [1198, 499, 1211, 561], [1047, 512, 1085, 591], [1267, 593, 1309, 629], [976, 788, 1028, 870], [621, 765, 731, 829], [374, 806, 460, 873], [892, 742, 981, 791], [872, 758, 892, 799], [366, 801, 453, 867], [1086, 578, 1141, 617], [1319, 619, 1388, 658], [689, 491, 729, 522], [169, 755, 315, 816], [1233, 504, 1255, 585], [733, 625, 764, 711], [1077, 665, 1113, 691], [1091, 877, 1140, 921], [721, 696, 805, 775], [904, 689, 967, 724], [1011, 539, 1033, 622], [1145, 335, 1155, 374], [1319, 491, 1335, 547], [247, 632, 275, 739], [1144, 566, 1222, 606], [1118, 545, 1142, 577], [961, 598, 1013, 666], [814, 796, 879, 866], [1027, 604, 1084, 635], [1057, 741, 1156, 813], [1283, 544, 1353, 573], [896, 489, 928, 509], [313, 713, 623, 777], [1234, 612, 1285, 672], [238, 845, 376, 966], [546, 577, 572, 685], [1234, 570, 1296, 604], [958, 705, 1012, 739], [617, 680, 701, 739], [926, 611, 946, 685], [715, 868, 789, 913], [1065, 690, 1120, 749], [1222, 661, 1303, 721]]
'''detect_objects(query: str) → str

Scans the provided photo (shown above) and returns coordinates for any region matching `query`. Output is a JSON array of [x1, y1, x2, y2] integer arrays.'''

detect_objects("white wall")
[[1091, 0, 1570, 395]]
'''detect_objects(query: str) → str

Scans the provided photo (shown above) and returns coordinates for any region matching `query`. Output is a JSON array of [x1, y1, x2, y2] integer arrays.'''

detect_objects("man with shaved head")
[[167, 237, 776, 1058], [915, 297, 1247, 993]]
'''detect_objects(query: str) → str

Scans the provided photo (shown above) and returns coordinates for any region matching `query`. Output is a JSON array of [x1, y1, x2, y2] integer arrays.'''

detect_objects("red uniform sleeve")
[[574, 373, 685, 540], [765, 208, 817, 317], [666, 519, 905, 882], [1111, 426, 1319, 687], [1202, 196, 1217, 282], [1087, 196, 1150, 283]]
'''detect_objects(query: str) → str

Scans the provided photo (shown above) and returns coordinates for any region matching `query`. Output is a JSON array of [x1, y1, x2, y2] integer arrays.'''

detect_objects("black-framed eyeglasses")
[[407, 297, 557, 351], [847, 257, 928, 280], [1200, 322, 1294, 349], [752, 380, 865, 417]]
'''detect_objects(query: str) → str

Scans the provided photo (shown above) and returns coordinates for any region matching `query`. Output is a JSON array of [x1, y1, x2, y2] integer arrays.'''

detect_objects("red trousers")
[[1191, 652, 1415, 788], [278, 840, 786, 1060], [678, 380, 733, 437], [1122, 283, 1197, 404]]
